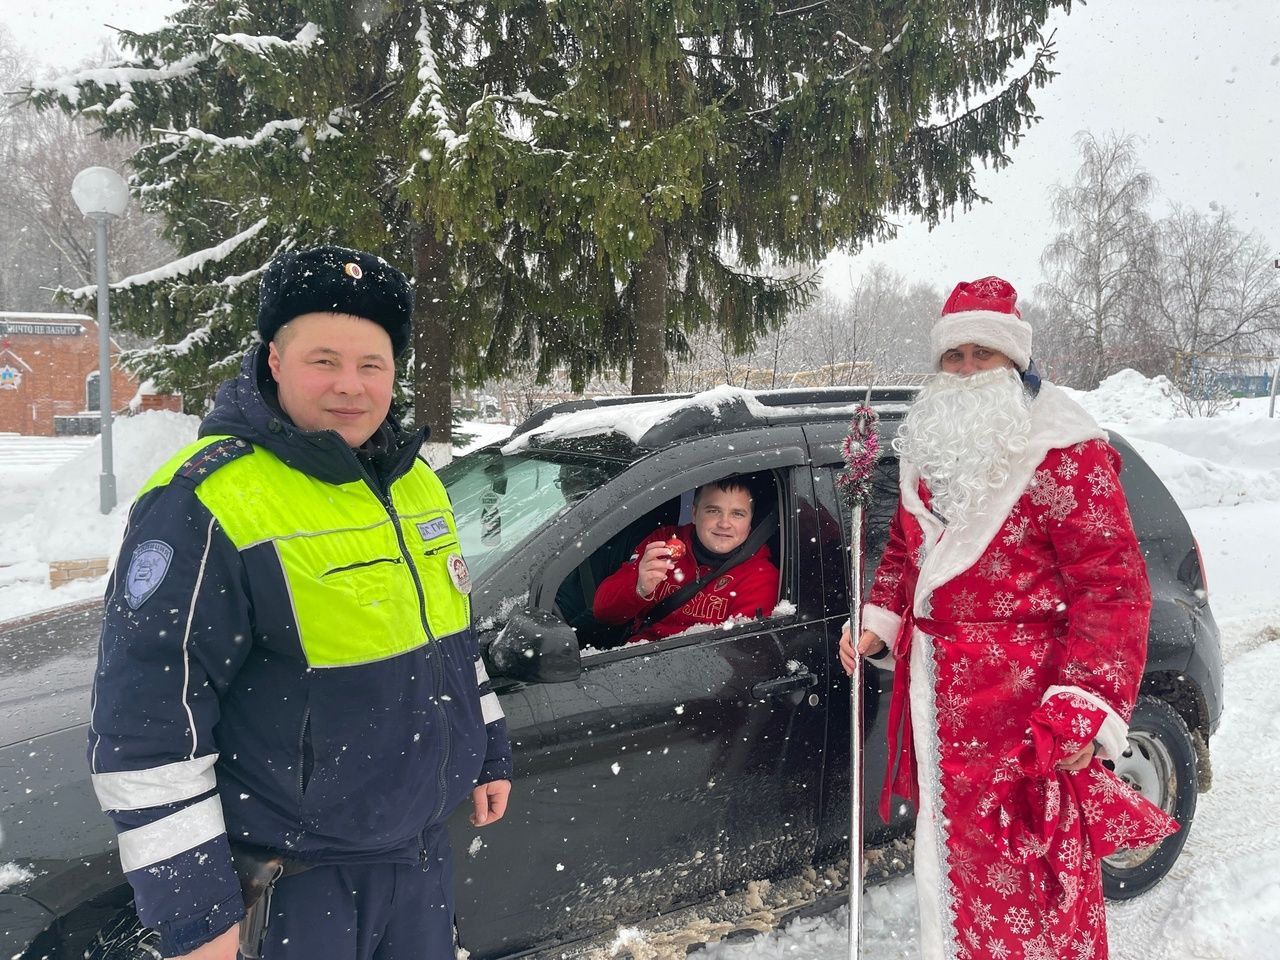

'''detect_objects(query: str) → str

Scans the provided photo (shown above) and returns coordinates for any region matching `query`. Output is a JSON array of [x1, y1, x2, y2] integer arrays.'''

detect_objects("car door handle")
[[752, 673, 819, 699]]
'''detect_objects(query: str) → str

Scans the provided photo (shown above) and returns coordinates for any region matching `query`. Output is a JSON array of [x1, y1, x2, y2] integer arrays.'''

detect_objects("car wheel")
[[84, 907, 162, 960], [1102, 694, 1198, 900]]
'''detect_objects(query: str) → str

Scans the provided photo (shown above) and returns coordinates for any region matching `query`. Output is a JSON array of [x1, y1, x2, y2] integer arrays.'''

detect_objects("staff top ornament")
[[836, 404, 880, 510]]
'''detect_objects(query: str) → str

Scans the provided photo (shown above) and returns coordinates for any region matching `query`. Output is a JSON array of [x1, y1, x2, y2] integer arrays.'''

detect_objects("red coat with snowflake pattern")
[[861, 384, 1177, 960]]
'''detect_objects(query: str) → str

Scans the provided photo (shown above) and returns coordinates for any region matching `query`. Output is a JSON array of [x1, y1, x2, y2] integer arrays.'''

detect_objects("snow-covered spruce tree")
[[430, 0, 1076, 392], [24, 1, 552, 451], [30, 0, 1077, 419]]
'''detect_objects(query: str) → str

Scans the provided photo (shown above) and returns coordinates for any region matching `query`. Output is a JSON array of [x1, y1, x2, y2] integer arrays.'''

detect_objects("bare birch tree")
[[1037, 132, 1155, 388]]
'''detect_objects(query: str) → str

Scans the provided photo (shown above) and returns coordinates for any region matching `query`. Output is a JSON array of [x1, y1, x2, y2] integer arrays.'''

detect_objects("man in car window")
[[88, 246, 511, 960], [838, 277, 1176, 960], [593, 475, 778, 643]]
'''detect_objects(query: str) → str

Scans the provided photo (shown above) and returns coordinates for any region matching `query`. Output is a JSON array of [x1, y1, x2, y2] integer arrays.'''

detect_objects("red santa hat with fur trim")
[[931, 276, 1032, 371]]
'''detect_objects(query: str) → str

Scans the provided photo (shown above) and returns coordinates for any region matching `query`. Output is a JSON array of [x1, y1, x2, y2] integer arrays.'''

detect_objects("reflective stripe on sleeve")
[[474, 657, 491, 687], [117, 794, 226, 873], [480, 691, 504, 724], [92, 754, 219, 812]]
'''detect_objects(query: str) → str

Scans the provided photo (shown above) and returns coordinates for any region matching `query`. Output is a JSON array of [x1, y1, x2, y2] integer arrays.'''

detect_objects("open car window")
[[555, 470, 788, 654]]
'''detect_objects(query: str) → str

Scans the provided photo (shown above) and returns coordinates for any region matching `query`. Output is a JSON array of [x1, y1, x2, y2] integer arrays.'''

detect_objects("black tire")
[[1101, 694, 1199, 900], [84, 908, 162, 960]]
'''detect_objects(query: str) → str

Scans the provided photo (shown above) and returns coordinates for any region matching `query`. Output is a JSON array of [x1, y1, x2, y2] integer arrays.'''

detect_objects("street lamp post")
[[71, 166, 129, 514]]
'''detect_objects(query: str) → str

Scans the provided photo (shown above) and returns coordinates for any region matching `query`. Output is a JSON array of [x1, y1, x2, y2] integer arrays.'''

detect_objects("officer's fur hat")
[[257, 245, 414, 356]]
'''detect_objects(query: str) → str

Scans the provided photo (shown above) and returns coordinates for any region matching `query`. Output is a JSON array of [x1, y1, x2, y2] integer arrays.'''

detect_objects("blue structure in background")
[[1212, 372, 1272, 398]]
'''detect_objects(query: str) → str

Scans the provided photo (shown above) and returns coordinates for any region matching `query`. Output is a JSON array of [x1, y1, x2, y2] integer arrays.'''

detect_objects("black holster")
[[230, 843, 309, 959]]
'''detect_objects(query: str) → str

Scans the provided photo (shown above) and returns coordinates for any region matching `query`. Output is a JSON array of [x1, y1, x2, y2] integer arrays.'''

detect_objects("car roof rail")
[[632, 386, 918, 449], [509, 384, 921, 450]]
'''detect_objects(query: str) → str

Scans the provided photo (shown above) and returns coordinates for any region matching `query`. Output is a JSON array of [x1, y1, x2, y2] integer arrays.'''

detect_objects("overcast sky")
[[4, 0, 1277, 301]]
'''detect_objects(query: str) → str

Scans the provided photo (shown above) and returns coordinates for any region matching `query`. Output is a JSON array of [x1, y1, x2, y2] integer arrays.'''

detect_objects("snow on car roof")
[[500, 385, 772, 453], [500, 384, 915, 455]]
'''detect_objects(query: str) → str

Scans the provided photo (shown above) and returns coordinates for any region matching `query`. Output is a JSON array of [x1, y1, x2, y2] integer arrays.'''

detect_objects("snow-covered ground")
[[0, 374, 1277, 958]]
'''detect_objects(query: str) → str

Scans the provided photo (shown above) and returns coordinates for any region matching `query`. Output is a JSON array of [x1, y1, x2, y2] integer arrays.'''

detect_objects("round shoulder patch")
[[125, 540, 174, 610], [447, 553, 471, 595]]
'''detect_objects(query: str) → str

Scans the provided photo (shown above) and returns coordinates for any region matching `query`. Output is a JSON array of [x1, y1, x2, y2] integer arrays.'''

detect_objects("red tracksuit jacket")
[[592, 523, 778, 643]]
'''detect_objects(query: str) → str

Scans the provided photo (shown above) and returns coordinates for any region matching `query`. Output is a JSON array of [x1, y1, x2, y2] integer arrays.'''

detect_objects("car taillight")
[[1177, 538, 1209, 603]]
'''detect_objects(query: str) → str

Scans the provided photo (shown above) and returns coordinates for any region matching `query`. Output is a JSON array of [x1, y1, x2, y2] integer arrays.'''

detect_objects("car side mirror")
[[487, 609, 582, 683]]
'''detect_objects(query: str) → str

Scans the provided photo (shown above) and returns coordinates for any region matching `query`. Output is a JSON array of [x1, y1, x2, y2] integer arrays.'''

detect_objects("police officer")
[[89, 246, 512, 959]]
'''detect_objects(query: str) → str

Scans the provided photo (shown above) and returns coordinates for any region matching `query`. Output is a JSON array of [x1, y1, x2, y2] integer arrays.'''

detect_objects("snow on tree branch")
[[407, 10, 464, 154], [35, 52, 209, 107], [212, 22, 323, 57], [65, 217, 269, 298], [153, 109, 348, 154]]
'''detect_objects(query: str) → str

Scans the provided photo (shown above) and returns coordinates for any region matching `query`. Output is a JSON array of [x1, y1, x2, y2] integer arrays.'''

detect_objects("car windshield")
[[438, 447, 629, 578]]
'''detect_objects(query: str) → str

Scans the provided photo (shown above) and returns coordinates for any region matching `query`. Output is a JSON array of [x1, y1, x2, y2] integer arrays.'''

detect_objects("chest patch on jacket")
[[416, 517, 450, 543], [125, 540, 174, 610]]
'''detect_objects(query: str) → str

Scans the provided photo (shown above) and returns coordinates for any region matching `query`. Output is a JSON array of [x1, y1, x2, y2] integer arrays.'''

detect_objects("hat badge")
[[343, 261, 363, 279]]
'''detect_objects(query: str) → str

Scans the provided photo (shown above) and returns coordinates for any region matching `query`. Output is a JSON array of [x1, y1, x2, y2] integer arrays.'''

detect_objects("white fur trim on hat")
[[931, 310, 1032, 371]]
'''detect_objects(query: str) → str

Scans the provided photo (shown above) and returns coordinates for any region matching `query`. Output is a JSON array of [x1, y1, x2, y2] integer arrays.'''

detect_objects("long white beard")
[[893, 367, 1033, 524]]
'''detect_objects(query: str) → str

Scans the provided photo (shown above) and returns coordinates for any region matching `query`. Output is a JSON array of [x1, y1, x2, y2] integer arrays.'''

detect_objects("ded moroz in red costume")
[[864, 277, 1177, 960]]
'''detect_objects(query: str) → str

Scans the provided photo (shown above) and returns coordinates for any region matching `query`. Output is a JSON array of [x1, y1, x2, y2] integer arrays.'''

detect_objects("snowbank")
[[1057, 369, 1280, 509], [1061, 369, 1186, 424], [30, 411, 201, 563]]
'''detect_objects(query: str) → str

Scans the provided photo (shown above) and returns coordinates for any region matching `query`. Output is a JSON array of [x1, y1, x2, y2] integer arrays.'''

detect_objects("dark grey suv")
[[0, 386, 1222, 959]]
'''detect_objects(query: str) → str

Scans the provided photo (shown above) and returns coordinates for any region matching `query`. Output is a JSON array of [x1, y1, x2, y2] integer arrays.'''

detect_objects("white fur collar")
[[898, 382, 1106, 616]]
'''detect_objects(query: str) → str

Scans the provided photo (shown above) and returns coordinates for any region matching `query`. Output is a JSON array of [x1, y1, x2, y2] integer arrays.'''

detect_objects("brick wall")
[[0, 314, 139, 436], [139, 394, 184, 414], [48, 557, 110, 587]]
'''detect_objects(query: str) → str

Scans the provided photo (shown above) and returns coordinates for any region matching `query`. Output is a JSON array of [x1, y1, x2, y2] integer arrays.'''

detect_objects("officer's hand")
[[470, 779, 511, 827], [635, 541, 675, 598], [172, 924, 238, 959], [838, 625, 885, 676]]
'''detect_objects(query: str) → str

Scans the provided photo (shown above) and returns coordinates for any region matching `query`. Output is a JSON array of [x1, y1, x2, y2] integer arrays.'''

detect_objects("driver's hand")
[[636, 541, 675, 598]]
